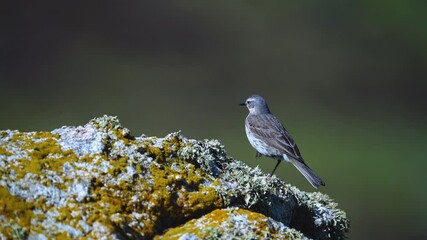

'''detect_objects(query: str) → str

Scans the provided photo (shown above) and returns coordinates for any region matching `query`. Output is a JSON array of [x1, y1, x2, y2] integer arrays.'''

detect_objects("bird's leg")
[[270, 159, 281, 176], [255, 151, 262, 158]]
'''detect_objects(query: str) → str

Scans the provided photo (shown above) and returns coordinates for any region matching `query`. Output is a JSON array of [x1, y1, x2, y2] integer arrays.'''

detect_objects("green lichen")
[[89, 115, 122, 131], [177, 137, 350, 239], [287, 186, 350, 240]]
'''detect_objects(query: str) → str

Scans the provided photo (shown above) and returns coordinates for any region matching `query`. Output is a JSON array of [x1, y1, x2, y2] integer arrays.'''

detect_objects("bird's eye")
[[246, 100, 251, 104]]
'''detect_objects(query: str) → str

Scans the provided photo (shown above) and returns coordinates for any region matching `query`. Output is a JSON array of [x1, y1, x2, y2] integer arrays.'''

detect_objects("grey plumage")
[[241, 94, 325, 188]]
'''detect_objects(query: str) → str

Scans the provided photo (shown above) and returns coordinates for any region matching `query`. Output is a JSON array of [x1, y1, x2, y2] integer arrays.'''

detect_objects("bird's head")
[[240, 95, 271, 114]]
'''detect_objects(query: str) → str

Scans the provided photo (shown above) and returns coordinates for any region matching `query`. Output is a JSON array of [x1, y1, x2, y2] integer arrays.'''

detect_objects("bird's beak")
[[239, 102, 246, 106]]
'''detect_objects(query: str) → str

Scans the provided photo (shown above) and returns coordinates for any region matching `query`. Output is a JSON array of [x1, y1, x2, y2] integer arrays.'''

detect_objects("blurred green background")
[[1, 1, 426, 239]]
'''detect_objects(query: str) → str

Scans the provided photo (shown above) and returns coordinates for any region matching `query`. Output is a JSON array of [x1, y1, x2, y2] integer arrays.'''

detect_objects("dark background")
[[1, 1, 426, 239]]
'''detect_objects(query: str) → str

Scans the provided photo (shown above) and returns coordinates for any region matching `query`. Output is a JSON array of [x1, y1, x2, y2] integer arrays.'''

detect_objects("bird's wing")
[[247, 114, 303, 161]]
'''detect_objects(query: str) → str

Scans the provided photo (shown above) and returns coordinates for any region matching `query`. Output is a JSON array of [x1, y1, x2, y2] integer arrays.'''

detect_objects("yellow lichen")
[[146, 145, 164, 162], [0, 186, 34, 238], [108, 157, 128, 176], [157, 208, 284, 240], [0, 122, 225, 239], [7, 131, 76, 178], [0, 147, 11, 156], [235, 208, 270, 235], [149, 161, 222, 218]]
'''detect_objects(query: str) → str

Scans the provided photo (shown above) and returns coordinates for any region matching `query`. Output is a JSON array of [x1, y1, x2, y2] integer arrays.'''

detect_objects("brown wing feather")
[[247, 114, 303, 161]]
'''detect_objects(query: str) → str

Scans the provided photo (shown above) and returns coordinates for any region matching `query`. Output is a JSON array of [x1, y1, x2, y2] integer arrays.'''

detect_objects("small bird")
[[240, 94, 325, 188]]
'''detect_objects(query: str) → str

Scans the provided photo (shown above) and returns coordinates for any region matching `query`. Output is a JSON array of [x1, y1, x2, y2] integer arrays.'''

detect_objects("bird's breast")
[[245, 123, 283, 157]]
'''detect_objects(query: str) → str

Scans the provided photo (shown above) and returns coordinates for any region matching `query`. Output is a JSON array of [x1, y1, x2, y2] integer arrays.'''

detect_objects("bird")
[[240, 94, 325, 188]]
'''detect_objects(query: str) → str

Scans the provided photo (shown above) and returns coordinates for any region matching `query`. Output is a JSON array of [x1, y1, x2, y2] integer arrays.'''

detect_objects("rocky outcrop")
[[0, 116, 349, 239]]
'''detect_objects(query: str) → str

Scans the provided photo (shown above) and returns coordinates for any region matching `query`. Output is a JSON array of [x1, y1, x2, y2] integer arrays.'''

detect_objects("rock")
[[0, 115, 349, 239], [156, 208, 309, 240]]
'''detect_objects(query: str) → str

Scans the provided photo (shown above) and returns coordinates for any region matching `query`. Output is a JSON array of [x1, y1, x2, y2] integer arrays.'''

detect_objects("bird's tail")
[[290, 159, 325, 189]]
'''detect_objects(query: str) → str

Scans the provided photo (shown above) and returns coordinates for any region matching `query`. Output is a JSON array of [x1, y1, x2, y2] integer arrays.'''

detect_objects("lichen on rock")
[[0, 115, 349, 239], [156, 208, 308, 240]]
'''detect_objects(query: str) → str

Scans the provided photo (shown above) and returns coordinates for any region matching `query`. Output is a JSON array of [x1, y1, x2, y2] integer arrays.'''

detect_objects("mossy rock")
[[0, 115, 349, 239]]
